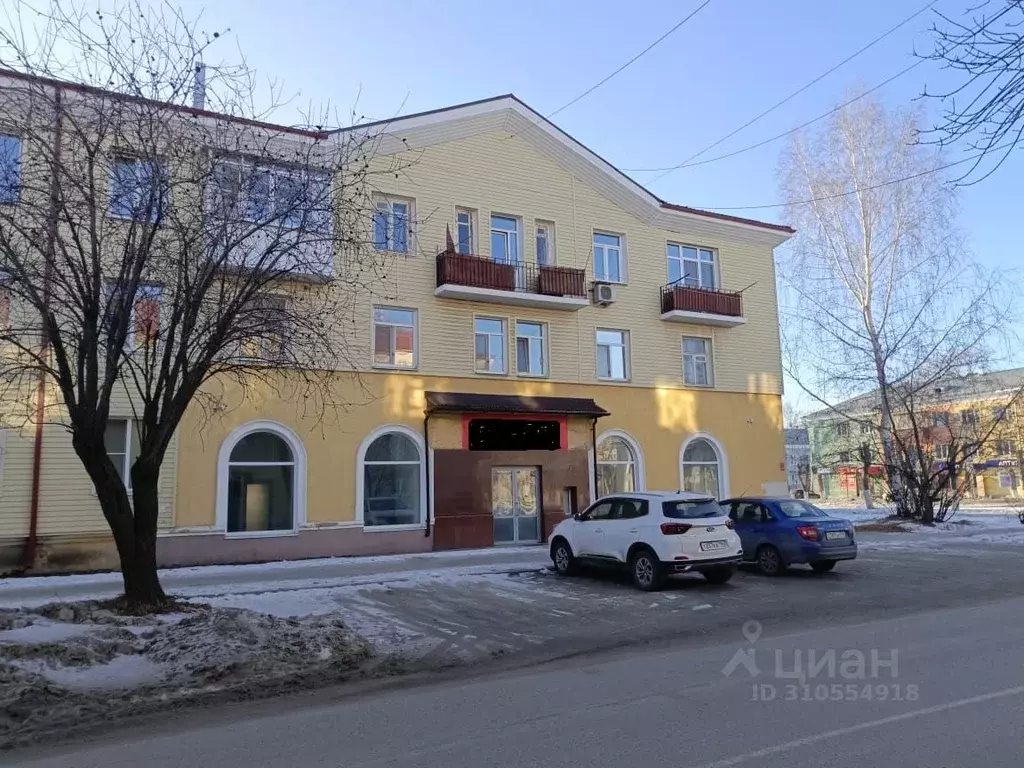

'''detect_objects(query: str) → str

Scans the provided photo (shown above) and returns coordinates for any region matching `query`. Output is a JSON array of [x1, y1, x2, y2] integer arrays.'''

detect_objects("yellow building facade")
[[0, 94, 792, 571]]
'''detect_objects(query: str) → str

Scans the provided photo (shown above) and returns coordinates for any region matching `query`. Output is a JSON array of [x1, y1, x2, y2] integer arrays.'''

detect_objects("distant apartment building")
[[0, 78, 795, 572], [784, 428, 810, 494]]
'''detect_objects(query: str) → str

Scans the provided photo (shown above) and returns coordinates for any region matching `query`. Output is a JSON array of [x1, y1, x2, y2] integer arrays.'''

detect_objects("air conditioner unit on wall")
[[593, 282, 616, 306]]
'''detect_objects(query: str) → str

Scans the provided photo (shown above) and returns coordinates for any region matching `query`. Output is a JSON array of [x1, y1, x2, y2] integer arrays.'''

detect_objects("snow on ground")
[[11, 654, 164, 691]]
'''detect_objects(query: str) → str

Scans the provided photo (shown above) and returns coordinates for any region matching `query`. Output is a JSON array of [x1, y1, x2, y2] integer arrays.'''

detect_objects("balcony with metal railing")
[[659, 281, 746, 327], [435, 249, 588, 310]]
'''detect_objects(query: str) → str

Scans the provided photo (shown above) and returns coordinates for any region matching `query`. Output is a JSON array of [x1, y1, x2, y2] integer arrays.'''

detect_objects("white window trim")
[[455, 206, 476, 255], [679, 432, 730, 499], [593, 231, 627, 284], [474, 316, 508, 375], [535, 220, 555, 266], [0, 133, 22, 205], [667, 242, 718, 289], [109, 157, 166, 222], [596, 429, 646, 491], [490, 213, 522, 264], [596, 328, 631, 382], [515, 320, 548, 378], [373, 196, 415, 254], [104, 418, 137, 489], [371, 306, 419, 370], [355, 424, 427, 530], [682, 335, 714, 388], [215, 420, 308, 538]]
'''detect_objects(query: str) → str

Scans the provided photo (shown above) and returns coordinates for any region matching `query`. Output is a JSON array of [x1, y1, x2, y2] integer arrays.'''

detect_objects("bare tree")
[[923, 0, 1024, 181], [0, 2, 398, 606], [778, 93, 1013, 522]]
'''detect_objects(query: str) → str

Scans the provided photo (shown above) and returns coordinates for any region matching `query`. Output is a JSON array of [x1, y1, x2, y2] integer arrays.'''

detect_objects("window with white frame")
[[475, 317, 506, 374], [597, 435, 637, 496], [373, 198, 411, 253], [490, 215, 520, 264], [535, 221, 554, 266], [362, 430, 424, 527], [593, 232, 623, 282], [596, 329, 629, 381], [0, 134, 21, 204], [515, 321, 547, 376], [996, 439, 1017, 455], [682, 437, 723, 498], [104, 282, 163, 351], [934, 444, 951, 461], [226, 430, 297, 533], [239, 294, 290, 362], [456, 208, 475, 255], [104, 419, 142, 487], [110, 157, 168, 221], [212, 159, 331, 232], [682, 337, 713, 386], [667, 244, 716, 288], [372, 307, 417, 368]]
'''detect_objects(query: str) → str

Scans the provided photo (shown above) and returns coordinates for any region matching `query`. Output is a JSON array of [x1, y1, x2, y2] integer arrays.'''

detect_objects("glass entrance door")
[[492, 467, 540, 544]]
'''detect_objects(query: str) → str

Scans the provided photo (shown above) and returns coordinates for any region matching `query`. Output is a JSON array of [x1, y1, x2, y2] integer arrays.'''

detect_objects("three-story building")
[[0, 92, 793, 570]]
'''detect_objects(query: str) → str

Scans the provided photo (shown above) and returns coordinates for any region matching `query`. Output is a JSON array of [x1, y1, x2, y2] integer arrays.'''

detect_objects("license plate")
[[825, 531, 847, 541], [700, 540, 728, 551]]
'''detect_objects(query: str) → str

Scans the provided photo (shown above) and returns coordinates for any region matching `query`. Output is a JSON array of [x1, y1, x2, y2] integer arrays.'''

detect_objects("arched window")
[[682, 436, 724, 498], [597, 435, 637, 496], [226, 430, 296, 533], [361, 429, 425, 527]]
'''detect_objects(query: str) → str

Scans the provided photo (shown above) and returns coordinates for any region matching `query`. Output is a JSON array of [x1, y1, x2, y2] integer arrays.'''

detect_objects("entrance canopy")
[[424, 391, 609, 418]]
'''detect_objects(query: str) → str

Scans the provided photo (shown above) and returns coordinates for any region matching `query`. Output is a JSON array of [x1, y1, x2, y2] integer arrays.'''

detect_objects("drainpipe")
[[423, 410, 432, 538], [23, 85, 63, 570]]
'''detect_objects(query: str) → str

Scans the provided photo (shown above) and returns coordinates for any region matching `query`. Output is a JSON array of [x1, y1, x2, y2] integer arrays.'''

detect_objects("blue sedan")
[[720, 497, 857, 576]]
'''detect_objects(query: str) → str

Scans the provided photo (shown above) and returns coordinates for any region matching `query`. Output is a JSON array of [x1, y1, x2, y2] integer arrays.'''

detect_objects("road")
[[11, 592, 1024, 768]]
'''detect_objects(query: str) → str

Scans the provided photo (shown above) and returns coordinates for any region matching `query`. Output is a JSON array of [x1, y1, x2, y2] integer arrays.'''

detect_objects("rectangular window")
[[490, 215, 520, 264], [992, 407, 1008, 422], [932, 412, 950, 427], [240, 294, 290, 361], [372, 307, 416, 368], [212, 160, 330, 232], [456, 208, 475, 255], [596, 329, 629, 381], [860, 422, 873, 434], [996, 439, 1017, 456], [133, 285, 162, 348], [0, 134, 21, 204], [474, 317, 506, 374], [961, 409, 978, 426], [104, 419, 142, 488], [838, 451, 851, 463], [0, 280, 9, 331], [515, 321, 547, 376], [110, 158, 168, 221], [667, 244, 716, 288], [682, 336, 713, 386], [593, 232, 623, 282], [934, 444, 951, 461], [373, 198, 411, 253], [836, 423, 850, 438], [535, 221, 554, 266]]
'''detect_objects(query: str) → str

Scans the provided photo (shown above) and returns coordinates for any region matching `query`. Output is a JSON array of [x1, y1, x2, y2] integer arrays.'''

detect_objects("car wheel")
[[811, 560, 837, 573], [551, 539, 577, 576], [756, 545, 785, 577], [701, 565, 734, 584], [629, 548, 666, 592]]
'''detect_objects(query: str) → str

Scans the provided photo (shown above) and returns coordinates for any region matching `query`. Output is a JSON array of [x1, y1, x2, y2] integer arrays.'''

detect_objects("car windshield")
[[662, 499, 722, 519], [775, 500, 829, 519]]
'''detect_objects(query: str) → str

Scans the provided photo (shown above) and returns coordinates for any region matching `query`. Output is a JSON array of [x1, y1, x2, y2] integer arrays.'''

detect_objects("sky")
[[26, 0, 1024, 409]]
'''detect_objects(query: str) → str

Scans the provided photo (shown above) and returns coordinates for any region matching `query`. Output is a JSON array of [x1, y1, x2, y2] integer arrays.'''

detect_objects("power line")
[[696, 141, 1015, 212], [623, 59, 926, 172], [647, 0, 939, 184], [508, 0, 715, 138]]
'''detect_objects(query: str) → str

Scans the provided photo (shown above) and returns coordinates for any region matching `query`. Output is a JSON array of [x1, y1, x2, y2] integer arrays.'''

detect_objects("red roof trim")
[[658, 201, 795, 234], [0, 68, 328, 139]]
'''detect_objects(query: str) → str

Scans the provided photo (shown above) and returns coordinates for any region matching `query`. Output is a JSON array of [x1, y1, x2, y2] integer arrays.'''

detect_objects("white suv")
[[549, 491, 744, 591]]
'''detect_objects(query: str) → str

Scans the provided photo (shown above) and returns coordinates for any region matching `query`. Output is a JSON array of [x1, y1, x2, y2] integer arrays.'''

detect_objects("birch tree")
[[778, 94, 1012, 521]]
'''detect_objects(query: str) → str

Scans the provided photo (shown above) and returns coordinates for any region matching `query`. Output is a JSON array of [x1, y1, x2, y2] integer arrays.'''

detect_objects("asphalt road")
[[11, 589, 1024, 768]]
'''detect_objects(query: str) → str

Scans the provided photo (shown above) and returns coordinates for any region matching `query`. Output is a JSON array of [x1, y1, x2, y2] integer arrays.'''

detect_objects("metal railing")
[[660, 281, 743, 317], [436, 250, 586, 298]]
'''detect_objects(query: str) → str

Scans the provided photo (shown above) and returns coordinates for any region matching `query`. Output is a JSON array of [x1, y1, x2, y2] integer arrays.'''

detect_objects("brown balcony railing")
[[660, 282, 743, 317], [436, 250, 586, 298]]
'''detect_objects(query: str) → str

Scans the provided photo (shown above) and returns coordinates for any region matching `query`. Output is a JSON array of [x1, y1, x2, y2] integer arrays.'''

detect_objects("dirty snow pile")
[[0, 601, 372, 747]]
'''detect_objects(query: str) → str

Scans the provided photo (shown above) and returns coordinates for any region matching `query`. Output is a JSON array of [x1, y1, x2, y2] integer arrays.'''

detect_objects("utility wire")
[[623, 59, 926, 172], [508, 0, 715, 138], [697, 140, 1016, 212], [647, 0, 939, 183]]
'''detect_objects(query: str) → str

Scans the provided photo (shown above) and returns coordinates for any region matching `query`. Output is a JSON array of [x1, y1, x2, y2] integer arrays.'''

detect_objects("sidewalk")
[[0, 546, 551, 609]]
